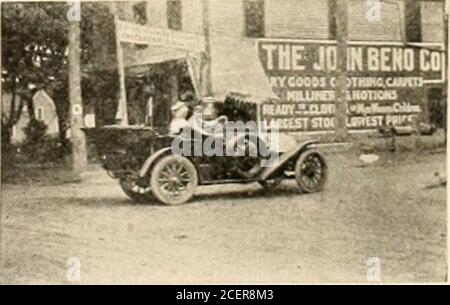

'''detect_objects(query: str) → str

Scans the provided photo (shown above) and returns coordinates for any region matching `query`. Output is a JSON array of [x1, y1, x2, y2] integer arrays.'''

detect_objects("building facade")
[[116, 0, 446, 133], [119, 0, 444, 43]]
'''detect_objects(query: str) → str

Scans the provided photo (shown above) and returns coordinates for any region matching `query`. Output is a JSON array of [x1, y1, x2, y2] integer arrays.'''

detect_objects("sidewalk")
[[292, 129, 446, 154]]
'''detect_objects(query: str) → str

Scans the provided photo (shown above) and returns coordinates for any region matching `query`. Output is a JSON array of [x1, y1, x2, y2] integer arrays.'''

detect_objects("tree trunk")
[[58, 116, 68, 143], [1, 122, 12, 146], [1, 121, 15, 177], [47, 84, 70, 148], [3, 83, 25, 145], [24, 92, 35, 121]]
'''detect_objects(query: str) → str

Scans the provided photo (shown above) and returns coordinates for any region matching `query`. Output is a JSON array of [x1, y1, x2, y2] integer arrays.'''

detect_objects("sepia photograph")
[[0, 0, 448, 287]]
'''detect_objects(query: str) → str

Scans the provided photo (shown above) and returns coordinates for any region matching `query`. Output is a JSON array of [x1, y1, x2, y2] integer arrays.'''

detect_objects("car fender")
[[258, 140, 320, 181], [138, 148, 173, 178]]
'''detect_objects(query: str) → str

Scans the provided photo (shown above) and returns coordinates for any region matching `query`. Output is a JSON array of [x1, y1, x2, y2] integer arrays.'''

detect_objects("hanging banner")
[[257, 39, 444, 132], [116, 20, 205, 53]]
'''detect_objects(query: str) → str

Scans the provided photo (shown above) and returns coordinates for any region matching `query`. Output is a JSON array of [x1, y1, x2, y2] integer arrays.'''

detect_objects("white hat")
[[203, 96, 216, 104]]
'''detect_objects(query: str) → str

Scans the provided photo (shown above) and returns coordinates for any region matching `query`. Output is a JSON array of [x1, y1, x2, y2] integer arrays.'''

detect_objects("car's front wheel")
[[150, 155, 198, 205], [295, 150, 327, 193]]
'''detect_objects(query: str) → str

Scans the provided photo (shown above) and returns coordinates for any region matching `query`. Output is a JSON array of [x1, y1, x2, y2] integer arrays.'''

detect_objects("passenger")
[[169, 101, 190, 135]]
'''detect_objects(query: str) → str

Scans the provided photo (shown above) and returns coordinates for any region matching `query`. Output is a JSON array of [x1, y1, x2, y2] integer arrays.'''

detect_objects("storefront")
[[110, 18, 279, 129], [111, 0, 446, 135]]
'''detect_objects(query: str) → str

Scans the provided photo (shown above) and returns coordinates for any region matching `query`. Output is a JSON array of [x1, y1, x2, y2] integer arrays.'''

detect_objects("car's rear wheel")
[[150, 155, 198, 205], [119, 176, 153, 204], [295, 150, 327, 193]]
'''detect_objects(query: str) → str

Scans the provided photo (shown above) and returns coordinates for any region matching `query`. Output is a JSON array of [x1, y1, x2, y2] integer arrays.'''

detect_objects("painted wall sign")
[[257, 39, 444, 132]]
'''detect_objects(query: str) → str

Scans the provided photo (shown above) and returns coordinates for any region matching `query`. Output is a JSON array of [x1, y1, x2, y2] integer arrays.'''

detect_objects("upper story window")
[[115, 3, 127, 21], [244, 0, 265, 38], [167, 0, 183, 31], [133, 1, 147, 25], [405, 0, 422, 42]]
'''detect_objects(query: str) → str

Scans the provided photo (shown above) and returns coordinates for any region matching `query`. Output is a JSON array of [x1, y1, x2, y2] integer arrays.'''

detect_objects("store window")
[[132, 2, 148, 49], [244, 0, 265, 38], [167, 0, 183, 31]]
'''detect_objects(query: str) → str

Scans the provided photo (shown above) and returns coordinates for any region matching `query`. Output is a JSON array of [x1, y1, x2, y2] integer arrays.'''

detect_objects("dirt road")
[[0, 151, 446, 284]]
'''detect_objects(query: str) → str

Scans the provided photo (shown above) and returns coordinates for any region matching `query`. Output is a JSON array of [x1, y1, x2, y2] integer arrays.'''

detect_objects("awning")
[[124, 45, 190, 76], [100, 19, 279, 105], [125, 46, 187, 67], [122, 36, 279, 104], [209, 37, 279, 104]]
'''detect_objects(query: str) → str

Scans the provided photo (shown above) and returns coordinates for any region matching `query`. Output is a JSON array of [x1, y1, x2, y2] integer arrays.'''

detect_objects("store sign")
[[116, 20, 205, 53], [257, 39, 444, 132]]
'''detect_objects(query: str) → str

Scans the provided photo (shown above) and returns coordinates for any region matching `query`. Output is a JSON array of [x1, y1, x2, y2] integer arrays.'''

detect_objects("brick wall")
[[348, 0, 404, 41], [265, 0, 330, 39], [209, 0, 245, 38], [121, 0, 444, 43]]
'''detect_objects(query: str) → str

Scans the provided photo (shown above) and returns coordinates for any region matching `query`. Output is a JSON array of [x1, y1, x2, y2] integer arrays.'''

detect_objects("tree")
[[2, 2, 69, 145], [1, 2, 117, 147], [1, 2, 190, 151]]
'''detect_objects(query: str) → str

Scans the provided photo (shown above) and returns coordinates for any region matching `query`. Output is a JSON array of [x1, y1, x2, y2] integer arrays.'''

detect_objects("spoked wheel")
[[119, 176, 153, 204], [295, 150, 327, 193], [259, 177, 283, 191], [150, 155, 198, 205]]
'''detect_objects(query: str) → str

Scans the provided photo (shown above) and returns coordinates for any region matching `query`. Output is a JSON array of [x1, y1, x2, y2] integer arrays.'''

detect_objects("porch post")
[[201, 0, 213, 98], [111, 4, 129, 126]]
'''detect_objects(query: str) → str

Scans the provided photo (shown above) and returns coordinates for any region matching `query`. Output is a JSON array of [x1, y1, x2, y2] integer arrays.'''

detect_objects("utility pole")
[[68, 20, 88, 174], [111, 4, 129, 126], [335, 0, 349, 141], [201, 0, 213, 98]]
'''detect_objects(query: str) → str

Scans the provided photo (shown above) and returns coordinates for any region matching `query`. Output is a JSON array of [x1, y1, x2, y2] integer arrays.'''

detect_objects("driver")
[[189, 98, 227, 135]]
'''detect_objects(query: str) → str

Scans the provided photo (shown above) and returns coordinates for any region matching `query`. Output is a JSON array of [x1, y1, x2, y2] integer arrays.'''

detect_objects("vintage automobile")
[[84, 100, 327, 205]]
